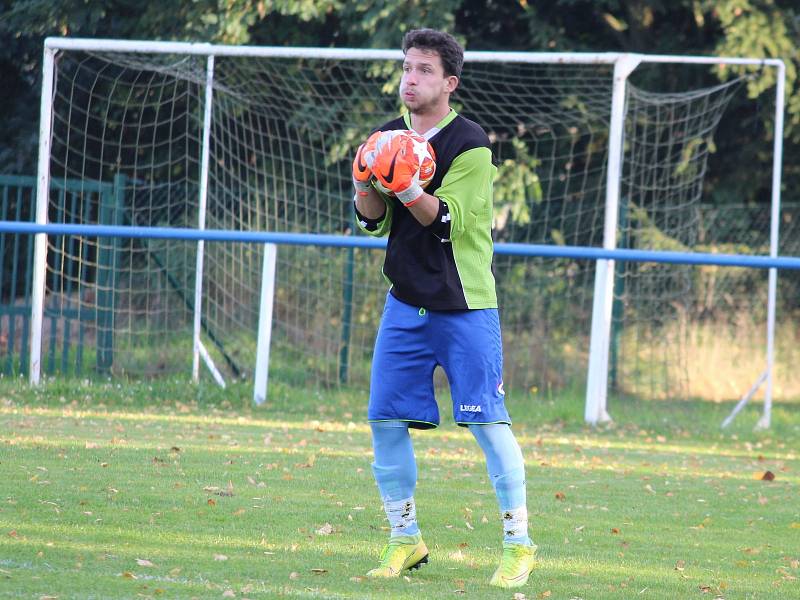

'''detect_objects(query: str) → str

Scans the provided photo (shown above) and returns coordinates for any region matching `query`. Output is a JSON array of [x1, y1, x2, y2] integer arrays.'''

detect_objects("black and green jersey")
[[355, 110, 498, 310]]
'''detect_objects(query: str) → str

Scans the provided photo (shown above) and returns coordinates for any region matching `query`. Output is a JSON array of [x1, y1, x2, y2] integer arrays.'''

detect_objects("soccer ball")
[[372, 129, 436, 195]]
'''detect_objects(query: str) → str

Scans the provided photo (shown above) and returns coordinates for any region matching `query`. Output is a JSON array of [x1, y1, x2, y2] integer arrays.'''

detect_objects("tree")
[[1, 0, 797, 200]]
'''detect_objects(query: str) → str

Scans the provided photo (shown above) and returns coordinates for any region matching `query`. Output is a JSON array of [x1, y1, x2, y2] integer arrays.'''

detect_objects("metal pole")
[[30, 47, 57, 385], [192, 55, 215, 383], [585, 54, 640, 425], [339, 246, 355, 384], [758, 60, 786, 430], [253, 243, 277, 405]]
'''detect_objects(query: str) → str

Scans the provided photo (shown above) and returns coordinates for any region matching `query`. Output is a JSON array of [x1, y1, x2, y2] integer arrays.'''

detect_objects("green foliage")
[[2, 0, 798, 193], [494, 137, 542, 232]]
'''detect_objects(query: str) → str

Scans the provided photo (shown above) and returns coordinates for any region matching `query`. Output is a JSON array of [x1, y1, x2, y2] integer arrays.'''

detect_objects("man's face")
[[399, 47, 457, 114]]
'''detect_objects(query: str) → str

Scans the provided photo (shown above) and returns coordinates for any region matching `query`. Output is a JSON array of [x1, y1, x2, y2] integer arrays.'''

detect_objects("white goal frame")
[[31, 38, 785, 427]]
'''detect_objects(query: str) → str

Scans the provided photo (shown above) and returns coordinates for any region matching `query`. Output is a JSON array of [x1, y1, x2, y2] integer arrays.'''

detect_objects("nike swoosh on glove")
[[369, 131, 427, 206], [352, 131, 382, 196]]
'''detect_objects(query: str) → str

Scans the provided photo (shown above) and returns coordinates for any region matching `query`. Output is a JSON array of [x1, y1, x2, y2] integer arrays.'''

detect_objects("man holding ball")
[[352, 28, 537, 589]]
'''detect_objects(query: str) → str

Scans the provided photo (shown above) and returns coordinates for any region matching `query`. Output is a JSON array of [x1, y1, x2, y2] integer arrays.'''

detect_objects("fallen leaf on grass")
[[554, 492, 566, 501], [675, 560, 686, 571], [222, 591, 235, 598], [213, 554, 228, 561], [315, 523, 334, 536], [538, 591, 552, 599], [296, 454, 316, 468], [759, 471, 775, 481], [136, 559, 155, 567], [310, 568, 327, 574], [289, 572, 299, 580], [350, 576, 365, 583], [611, 528, 620, 534], [121, 571, 137, 579]]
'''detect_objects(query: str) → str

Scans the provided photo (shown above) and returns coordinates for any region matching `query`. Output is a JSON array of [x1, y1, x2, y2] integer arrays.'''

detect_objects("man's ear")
[[445, 75, 459, 94]]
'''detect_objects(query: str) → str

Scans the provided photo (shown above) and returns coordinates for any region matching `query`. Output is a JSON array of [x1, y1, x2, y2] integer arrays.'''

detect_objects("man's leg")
[[470, 423, 537, 588], [366, 420, 428, 577]]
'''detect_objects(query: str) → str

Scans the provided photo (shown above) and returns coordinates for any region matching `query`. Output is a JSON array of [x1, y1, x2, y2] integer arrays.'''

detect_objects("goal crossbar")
[[44, 37, 783, 68]]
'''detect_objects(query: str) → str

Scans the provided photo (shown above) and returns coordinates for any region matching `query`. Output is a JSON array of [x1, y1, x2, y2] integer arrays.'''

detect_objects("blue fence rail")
[[2, 221, 799, 270]]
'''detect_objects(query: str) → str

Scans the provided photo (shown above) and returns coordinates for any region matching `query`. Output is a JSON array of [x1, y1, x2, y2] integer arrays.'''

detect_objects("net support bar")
[[585, 55, 641, 425], [253, 243, 277, 406], [29, 47, 57, 385], [192, 55, 218, 385], [198, 340, 226, 388], [721, 369, 768, 428]]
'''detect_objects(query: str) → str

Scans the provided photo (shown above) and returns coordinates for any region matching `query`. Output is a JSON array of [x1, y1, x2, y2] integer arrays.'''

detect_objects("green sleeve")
[[354, 191, 394, 237], [434, 147, 496, 240]]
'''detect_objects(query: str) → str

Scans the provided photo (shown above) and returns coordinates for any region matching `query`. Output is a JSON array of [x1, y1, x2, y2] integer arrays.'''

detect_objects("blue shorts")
[[368, 292, 511, 429]]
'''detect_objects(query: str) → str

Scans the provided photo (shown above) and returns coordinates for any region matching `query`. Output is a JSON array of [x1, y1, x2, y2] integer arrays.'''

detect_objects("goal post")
[[29, 38, 787, 428], [584, 54, 786, 427]]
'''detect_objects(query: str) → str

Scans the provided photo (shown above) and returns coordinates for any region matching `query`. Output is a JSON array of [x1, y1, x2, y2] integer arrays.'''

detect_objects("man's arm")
[[404, 191, 438, 226], [369, 146, 495, 233], [352, 133, 393, 236], [354, 185, 387, 221], [354, 185, 393, 237], [429, 146, 496, 240]]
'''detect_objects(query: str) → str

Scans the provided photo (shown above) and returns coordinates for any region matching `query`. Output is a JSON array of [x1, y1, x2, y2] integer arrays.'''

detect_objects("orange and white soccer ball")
[[370, 129, 436, 195]]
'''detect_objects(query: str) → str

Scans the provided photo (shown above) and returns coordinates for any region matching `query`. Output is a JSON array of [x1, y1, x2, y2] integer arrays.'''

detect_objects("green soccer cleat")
[[366, 533, 429, 578], [489, 541, 537, 588]]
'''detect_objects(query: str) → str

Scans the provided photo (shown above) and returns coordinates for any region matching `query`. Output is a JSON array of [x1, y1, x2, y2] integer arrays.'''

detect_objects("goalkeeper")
[[352, 28, 537, 589]]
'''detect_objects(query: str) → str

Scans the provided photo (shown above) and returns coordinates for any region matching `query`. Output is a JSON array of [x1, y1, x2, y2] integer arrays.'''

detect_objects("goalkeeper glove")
[[369, 131, 426, 206], [352, 131, 382, 197]]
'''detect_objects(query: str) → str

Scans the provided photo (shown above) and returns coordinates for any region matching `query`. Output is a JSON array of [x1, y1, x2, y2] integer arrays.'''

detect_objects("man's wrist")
[[353, 178, 372, 195], [396, 183, 423, 206]]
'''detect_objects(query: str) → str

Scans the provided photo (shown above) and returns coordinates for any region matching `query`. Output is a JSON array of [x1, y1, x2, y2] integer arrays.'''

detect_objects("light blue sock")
[[469, 423, 532, 545], [370, 420, 419, 536]]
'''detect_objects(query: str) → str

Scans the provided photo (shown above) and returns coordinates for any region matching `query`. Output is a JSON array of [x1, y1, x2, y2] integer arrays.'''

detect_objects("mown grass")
[[0, 376, 798, 599]]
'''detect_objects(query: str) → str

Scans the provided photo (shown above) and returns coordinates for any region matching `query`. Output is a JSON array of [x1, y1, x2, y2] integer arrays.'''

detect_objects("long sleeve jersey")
[[355, 109, 498, 310]]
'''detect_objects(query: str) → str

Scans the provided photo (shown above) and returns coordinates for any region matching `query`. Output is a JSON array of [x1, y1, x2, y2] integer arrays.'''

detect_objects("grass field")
[[1, 376, 798, 599]]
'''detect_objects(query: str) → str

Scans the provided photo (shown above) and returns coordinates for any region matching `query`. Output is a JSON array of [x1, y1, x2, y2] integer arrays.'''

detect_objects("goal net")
[[31, 42, 787, 411]]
